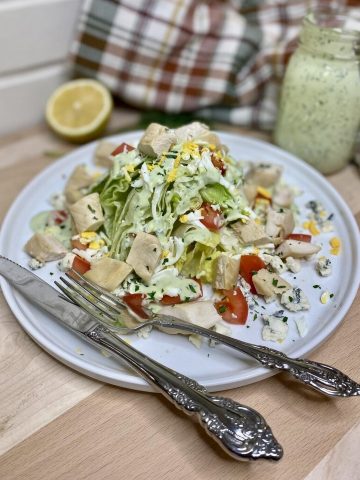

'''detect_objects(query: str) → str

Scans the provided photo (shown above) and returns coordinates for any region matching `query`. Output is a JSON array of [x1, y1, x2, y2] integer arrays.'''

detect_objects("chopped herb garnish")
[[148, 291, 156, 300], [49, 272, 54, 276], [283, 317, 288, 323], [277, 285, 286, 289], [134, 285, 140, 292], [87, 204, 96, 214], [163, 258, 169, 264], [330, 293, 334, 298], [153, 248, 157, 252], [253, 313, 258, 321], [272, 278, 278, 287], [246, 325, 250, 328], [188, 284, 196, 293], [205, 257, 212, 261], [218, 305, 227, 313], [60, 225, 66, 229], [185, 297, 190, 302], [251, 270, 258, 275], [288, 296, 294, 302], [313, 284, 321, 289]]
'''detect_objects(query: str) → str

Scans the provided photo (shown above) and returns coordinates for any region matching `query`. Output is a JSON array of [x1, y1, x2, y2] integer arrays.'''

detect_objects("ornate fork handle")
[[150, 316, 360, 398], [84, 323, 283, 461]]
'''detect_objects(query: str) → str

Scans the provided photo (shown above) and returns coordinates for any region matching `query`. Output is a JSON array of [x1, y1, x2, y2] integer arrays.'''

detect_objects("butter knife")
[[0, 256, 283, 461]]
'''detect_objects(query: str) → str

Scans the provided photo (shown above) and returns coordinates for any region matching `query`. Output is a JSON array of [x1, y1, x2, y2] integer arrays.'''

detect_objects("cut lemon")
[[46, 79, 113, 143]]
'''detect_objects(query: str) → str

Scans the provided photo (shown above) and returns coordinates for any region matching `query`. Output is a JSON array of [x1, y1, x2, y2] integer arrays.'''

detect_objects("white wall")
[[0, 0, 84, 136]]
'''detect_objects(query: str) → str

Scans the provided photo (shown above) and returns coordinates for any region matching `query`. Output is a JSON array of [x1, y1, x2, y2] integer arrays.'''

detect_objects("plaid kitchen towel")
[[72, 0, 356, 130]]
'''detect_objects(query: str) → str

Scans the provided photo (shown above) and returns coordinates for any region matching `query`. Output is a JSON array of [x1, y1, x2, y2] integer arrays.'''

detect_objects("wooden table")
[[0, 113, 359, 480]]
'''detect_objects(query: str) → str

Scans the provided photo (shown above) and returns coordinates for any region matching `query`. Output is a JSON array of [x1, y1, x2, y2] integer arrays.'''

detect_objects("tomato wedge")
[[72, 255, 90, 274], [122, 293, 148, 319], [160, 295, 182, 305], [239, 255, 266, 294], [111, 142, 135, 156], [160, 279, 203, 305], [210, 153, 227, 175], [215, 287, 248, 325], [71, 239, 87, 250], [200, 203, 223, 231], [51, 209, 68, 225], [287, 233, 312, 242]]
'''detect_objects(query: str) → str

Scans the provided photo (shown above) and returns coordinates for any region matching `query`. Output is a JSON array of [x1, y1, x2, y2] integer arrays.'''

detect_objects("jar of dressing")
[[274, 9, 360, 174]]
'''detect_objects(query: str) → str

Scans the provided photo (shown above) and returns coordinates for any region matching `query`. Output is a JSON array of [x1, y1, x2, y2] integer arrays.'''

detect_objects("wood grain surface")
[[0, 115, 359, 480]]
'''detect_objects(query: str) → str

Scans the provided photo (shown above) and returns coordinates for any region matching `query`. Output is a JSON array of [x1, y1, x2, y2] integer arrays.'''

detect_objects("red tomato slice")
[[239, 255, 266, 294], [287, 233, 312, 242], [122, 293, 148, 319], [200, 203, 223, 231], [51, 210, 68, 225], [160, 295, 182, 305], [215, 287, 248, 325], [71, 239, 87, 250], [210, 153, 227, 175], [72, 255, 91, 274], [160, 279, 203, 305], [111, 142, 135, 156]]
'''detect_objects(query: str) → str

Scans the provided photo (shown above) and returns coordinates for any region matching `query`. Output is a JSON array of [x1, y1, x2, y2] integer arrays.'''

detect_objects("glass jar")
[[274, 9, 360, 174]]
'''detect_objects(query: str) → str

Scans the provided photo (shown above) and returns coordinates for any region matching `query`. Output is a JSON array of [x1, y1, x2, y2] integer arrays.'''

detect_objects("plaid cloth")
[[72, 0, 356, 130]]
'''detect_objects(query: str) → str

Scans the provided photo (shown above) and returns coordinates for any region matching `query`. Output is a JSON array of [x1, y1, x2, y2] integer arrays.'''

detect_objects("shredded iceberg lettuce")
[[89, 138, 251, 295]]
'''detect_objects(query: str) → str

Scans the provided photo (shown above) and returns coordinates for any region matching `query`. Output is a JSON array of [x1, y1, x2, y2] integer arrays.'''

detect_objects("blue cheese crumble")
[[281, 287, 310, 312], [262, 313, 288, 343], [316, 256, 332, 277]]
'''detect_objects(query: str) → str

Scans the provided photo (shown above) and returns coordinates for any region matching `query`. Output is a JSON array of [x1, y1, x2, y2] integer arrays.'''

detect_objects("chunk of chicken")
[[69, 193, 104, 233], [266, 208, 295, 240], [138, 123, 177, 157], [252, 268, 291, 297], [245, 163, 283, 188], [272, 186, 293, 208], [159, 300, 222, 330], [126, 232, 161, 282], [84, 257, 132, 292], [231, 218, 272, 245], [65, 165, 94, 204], [175, 122, 221, 148], [24, 232, 67, 262], [94, 141, 117, 168], [276, 240, 321, 259], [213, 254, 240, 290], [242, 182, 258, 205]]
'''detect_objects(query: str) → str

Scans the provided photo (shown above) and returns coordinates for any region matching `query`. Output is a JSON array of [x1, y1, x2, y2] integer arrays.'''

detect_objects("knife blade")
[[0, 256, 95, 332]]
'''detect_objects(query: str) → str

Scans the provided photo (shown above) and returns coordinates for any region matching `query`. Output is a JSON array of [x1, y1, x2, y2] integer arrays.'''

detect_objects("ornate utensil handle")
[[153, 316, 360, 398], [84, 324, 283, 461]]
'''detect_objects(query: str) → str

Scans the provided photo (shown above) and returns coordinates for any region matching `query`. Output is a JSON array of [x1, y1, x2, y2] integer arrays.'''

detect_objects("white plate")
[[1, 131, 359, 392]]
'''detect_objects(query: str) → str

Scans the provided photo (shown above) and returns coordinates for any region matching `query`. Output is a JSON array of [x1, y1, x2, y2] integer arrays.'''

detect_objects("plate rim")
[[1, 130, 359, 392]]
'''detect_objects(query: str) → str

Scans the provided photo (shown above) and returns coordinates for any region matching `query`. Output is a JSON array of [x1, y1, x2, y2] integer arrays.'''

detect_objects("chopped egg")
[[320, 291, 330, 304], [167, 168, 177, 183], [256, 186, 272, 200], [80, 231, 97, 240], [303, 220, 320, 235], [329, 237, 341, 255]]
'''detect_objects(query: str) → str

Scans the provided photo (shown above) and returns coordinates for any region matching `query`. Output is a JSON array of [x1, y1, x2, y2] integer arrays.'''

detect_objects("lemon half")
[[46, 79, 113, 143]]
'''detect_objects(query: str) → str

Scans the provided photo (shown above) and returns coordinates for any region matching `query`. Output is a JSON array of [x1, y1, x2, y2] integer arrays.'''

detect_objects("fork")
[[56, 270, 360, 398]]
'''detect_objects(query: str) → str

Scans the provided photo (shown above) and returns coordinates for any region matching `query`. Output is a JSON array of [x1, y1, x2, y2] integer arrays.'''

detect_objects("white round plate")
[[1, 131, 359, 392]]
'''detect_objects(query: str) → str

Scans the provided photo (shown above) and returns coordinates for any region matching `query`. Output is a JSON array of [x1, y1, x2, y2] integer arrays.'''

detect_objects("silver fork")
[[56, 270, 360, 398]]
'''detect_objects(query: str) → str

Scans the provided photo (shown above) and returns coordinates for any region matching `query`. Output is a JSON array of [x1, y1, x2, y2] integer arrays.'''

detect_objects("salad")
[[24, 122, 339, 344]]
